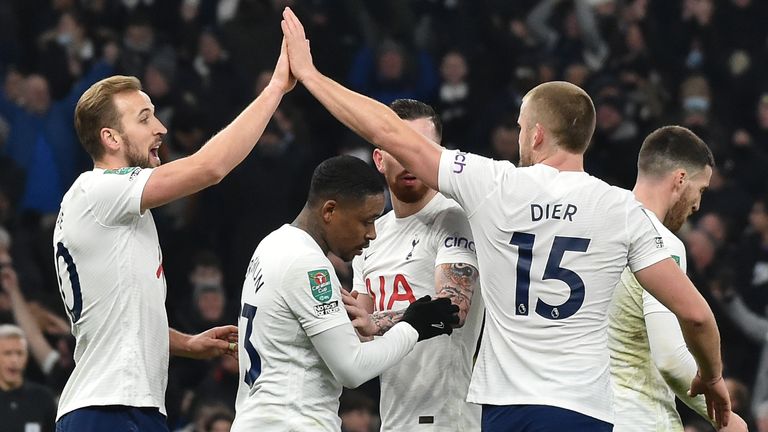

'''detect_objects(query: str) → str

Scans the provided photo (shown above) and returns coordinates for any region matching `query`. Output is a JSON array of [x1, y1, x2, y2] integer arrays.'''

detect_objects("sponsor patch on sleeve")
[[654, 236, 665, 249], [313, 300, 340, 317], [308, 269, 333, 302], [672, 255, 680, 266], [104, 167, 140, 175]]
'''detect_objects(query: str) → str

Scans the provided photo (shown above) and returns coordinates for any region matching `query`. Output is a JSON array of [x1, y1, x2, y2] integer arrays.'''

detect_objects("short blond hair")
[[523, 81, 596, 154], [74, 75, 142, 160]]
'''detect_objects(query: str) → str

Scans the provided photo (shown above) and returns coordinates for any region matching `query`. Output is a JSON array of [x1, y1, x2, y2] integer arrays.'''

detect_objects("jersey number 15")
[[510, 232, 590, 320]]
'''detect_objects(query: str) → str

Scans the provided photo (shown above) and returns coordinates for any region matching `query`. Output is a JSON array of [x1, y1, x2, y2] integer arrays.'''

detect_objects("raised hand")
[[280, 7, 318, 82], [269, 37, 296, 94]]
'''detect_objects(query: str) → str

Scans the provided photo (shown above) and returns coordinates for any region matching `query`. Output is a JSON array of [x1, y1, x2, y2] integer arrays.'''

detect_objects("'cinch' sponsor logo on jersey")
[[308, 269, 333, 302], [452, 152, 468, 173], [444, 236, 475, 252]]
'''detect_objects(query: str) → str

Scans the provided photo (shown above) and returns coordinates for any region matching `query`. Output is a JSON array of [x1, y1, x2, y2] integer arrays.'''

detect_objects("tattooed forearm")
[[435, 263, 479, 327], [371, 309, 406, 336]]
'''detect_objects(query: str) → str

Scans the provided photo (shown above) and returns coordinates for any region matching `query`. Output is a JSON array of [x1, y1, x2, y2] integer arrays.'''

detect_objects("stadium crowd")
[[1, 0, 768, 431]]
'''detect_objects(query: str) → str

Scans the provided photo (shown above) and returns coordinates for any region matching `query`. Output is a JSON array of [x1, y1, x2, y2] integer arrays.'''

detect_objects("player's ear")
[[100, 127, 121, 152], [372, 149, 385, 174], [533, 123, 545, 149], [671, 169, 687, 194], [321, 199, 337, 223]]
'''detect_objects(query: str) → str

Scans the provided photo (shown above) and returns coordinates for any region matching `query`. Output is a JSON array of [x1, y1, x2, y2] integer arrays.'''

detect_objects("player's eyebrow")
[[137, 107, 154, 117]]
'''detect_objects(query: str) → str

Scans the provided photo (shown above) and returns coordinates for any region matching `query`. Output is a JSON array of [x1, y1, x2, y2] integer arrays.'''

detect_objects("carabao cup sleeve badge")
[[308, 269, 333, 302]]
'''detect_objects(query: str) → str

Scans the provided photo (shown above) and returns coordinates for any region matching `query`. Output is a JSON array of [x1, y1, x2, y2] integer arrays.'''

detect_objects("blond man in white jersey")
[[53, 39, 296, 432], [609, 126, 747, 432], [346, 99, 482, 431], [279, 7, 731, 431]]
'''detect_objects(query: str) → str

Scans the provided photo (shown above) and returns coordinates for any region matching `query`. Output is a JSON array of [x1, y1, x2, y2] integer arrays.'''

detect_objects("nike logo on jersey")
[[431, 322, 445, 329], [364, 251, 375, 260]]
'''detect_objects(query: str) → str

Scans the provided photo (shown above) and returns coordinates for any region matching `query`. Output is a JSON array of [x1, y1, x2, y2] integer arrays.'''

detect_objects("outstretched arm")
[[280, 7, 443, 190], [140, 38, 295, 211]]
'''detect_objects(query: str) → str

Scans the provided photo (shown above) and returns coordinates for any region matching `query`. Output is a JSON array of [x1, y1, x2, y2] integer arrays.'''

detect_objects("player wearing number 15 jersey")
[[349, 100, 482, 431], [275, 19, 732, 427], [232, 156, 460, 432]]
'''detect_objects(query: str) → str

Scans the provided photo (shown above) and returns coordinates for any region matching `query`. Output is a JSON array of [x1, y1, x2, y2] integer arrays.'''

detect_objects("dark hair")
[[389, 99, 443, 141], [523, 81, 596, 154], [306, 155, 385, 206], [339, 389, 375, 415], [638, 126, 715, 178], [192, 250, 221, 270]]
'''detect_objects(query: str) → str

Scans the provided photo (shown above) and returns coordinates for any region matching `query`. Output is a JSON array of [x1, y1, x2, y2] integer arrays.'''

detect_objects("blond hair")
[[74, 75, 142, 160], [523, 81, 596, 154]]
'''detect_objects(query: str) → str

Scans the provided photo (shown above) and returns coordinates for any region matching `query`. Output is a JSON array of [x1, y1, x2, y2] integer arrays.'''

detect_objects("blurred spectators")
[[0, 0, 767, 424], [0, 324, 57, 432]]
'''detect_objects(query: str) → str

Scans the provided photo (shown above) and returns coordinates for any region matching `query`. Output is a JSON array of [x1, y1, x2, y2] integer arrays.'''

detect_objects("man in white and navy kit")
[[54, 39, 297, 431], [231, 156, 460, 432], [348, 99, 482, 431], [609, 126, 747, 432], [279, 11, 733, 429]]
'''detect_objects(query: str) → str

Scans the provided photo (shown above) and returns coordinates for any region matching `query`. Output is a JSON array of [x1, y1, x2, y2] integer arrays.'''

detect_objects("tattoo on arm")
[[371, 309, 405, 336], [436, 263, 479, 327]]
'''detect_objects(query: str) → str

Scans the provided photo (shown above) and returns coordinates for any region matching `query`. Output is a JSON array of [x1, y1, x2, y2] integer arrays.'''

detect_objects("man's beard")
[[388, 177, 430, 204], [664, 195, 692, 232], [123, 134, 152, 168]]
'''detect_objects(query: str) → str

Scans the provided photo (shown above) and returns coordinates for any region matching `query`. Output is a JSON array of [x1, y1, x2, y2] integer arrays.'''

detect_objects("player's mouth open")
[[150, 146, 160, 161]]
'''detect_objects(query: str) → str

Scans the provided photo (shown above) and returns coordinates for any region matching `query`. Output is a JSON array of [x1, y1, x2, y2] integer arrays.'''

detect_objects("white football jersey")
[[609, 211, 690, 431], [232, 225, 350, 432], [53, 167, 168, 419], [438, 150, 670, 424], [351, 193, 482, 431]]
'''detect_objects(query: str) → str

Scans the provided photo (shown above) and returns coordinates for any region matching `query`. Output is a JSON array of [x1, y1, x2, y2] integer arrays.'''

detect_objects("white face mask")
[[56, 32, 73, 46], [684, 96, 710, 113]]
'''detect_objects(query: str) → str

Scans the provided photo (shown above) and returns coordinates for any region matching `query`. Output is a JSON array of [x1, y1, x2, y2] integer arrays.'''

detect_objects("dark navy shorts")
[[56, 405, 169, 432], [482, 404, 613, 432]]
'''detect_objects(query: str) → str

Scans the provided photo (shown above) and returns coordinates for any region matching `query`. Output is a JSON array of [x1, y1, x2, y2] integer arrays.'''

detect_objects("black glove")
[[401, 296, 460, 341]]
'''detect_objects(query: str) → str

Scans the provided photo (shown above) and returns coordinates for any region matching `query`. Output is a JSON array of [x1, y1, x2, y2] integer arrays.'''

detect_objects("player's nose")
[[366, 225, 377, 241]]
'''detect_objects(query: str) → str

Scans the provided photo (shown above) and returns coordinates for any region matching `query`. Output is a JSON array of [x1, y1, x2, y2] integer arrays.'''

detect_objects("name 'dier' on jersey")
[[353, 194, 478, 312]]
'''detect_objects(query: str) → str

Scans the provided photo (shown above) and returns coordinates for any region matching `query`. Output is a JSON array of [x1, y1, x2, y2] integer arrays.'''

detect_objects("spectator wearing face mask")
[[173, 251, 231, 335]]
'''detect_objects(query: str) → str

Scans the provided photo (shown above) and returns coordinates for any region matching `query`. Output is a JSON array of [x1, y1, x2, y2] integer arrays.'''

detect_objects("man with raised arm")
[[279, 8, 730, 431], [53, 39, 294, 432]]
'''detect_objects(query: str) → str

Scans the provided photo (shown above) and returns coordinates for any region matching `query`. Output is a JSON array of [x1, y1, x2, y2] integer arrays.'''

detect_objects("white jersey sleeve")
[[351, 254, 368, 296], [86, 167, 153, 226], [432, 205, 478, 269], [437, 149, 515, 216], [310, 322, 418, 388], [280, 257, 349, 337], [626, 206, 669, 272]]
